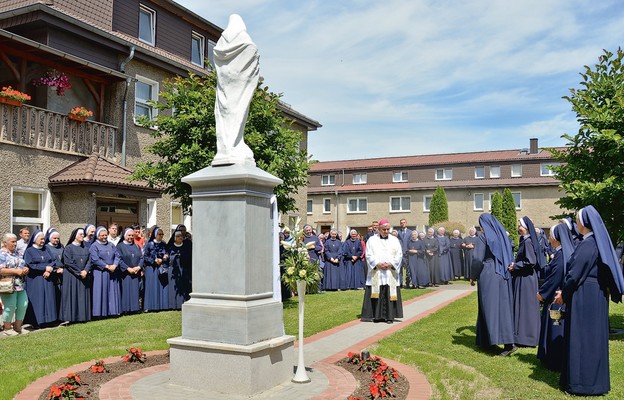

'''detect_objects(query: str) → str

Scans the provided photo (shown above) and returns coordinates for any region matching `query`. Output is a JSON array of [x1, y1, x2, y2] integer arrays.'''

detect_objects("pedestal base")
[[168, 335, 295, 396]]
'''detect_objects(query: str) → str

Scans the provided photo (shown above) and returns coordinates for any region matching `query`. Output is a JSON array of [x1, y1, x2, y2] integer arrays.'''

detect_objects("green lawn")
[[0, 288, 427, 399], [372, 292, 624, 400]]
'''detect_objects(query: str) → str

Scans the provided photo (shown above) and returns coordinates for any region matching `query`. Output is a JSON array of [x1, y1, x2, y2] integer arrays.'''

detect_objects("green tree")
[[429, 186, 449, 227], [131, 72, 310, 214], [502, 188, 519, 248], [551, 48, 624, 243], [490, 192, 503, 222]]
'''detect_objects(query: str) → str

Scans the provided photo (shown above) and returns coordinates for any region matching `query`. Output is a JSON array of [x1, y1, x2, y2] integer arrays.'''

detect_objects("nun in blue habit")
[[406, 231, 429, 288], [44, 227, 64, 312], [89, 226, 121, 317], [23, 230, 59, 326], [143, 226, 169, 311], [342, 229, 365, 289], [323, 229, 344, 290], [114, 227, 143, 313], [167, 228, 192, 309], [437, 228, 453, 284], [60, 228, 91, 323], [536, 223, 574, 371], [473, 214, 515, 355], [510, 216, 544, 347], [554, 205, 624, 395], [83, 224, 96, 250]]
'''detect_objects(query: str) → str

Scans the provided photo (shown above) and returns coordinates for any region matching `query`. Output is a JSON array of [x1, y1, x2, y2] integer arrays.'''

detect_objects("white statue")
[[212, 14, 258, 166]]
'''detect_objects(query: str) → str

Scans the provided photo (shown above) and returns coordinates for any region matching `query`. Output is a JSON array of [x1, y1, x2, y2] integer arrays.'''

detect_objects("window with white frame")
[[323, 198, 331, 213], [135, 76, 158, 122], [423, 195, 433, 212], [511, 164, 522, 177], [11, 187, 49, 235], [306, 199, 313, 214], [353, 173, 367, 184], [512, 192, 521, 210], [435, 168, 452, 180], [138, 5, 156, 45], [207, 39, 216, 67], [474, 193, 484, 211], [147, 198, 157, 227], [490, 166, 501, 178], [390, 196, 410, 212], [347, 198, 367, 213], [392, 171, 408, 182], [171, 202, 183, 236], [321, 174, 335, 186], [474, 166, 485, 179], [191, 31, 205, 67], [540, 162, 560, 176]]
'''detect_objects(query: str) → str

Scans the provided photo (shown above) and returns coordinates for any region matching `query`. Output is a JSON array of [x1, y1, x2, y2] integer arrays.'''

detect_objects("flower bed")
[[38, 352, 169, 400], [337, 352, 409, 399]]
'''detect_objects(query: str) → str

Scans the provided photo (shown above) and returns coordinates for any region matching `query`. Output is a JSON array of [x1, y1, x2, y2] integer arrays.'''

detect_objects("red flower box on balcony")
[[0, 97, 22, 107], [68, 113, 86, 122]]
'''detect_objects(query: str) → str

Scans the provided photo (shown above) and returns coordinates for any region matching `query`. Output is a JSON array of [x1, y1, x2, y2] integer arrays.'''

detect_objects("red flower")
[[123, 355, 130, 362], [369, 383, 379, 397], [48, 385, 61, 398], [348, 352, 355, 358]]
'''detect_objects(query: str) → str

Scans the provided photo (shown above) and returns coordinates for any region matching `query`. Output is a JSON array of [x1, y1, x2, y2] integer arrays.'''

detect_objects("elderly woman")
[[302, 224, 323, 292], [0, 233, 30, 335], [407, 232, 429, 288], [45, 228, 64, 312], [554, 206, 624, 395], [508, 216, 544, 348], [115, 227, 143, 314], [23, 230, 58, 327], [473, 214, 515, 356], [449, 229, 464, 279], [536, 224, 573, 371], [323, 229, 344, 291], [343, 229, 365, 289], [60, 228, 91, 323], [90, 226, 121, 318], [143, 226, 169, 311], [84, 224, 96, 250], [168, 229, 192, 309]]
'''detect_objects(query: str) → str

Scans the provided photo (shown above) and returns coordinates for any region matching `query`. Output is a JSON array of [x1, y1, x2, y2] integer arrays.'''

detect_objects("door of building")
[[96, 199, 140, 231]]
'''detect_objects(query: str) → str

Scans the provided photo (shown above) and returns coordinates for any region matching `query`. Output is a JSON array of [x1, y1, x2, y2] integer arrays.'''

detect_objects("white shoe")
[[2, 329, 19, 337]]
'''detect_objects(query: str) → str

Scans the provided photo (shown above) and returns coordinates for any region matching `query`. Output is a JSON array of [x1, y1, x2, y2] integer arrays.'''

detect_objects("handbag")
[[0, 275, 15, 294]]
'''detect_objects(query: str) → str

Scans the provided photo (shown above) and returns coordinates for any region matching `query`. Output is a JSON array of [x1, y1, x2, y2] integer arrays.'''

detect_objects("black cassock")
[[449, 237, 464, 278]]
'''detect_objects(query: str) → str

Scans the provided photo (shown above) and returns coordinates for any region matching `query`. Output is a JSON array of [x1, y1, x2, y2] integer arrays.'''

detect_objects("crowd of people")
[[473, 206, 624, 396], [0, 223, 192, 336]]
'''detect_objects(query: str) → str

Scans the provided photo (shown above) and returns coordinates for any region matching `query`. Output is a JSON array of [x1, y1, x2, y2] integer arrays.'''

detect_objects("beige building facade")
[[307, 138, 565, 236]]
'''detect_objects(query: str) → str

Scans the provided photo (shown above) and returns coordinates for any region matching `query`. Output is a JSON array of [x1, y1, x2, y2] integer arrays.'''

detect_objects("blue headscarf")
[[551, 224, 574, 275], [93, 226, 108, 244], [561, 216, 581, 243], [479, 214, 513, 279], [519, 216, 546, 270], [578, 205, 624, 302], [44, 227, 62, 249], [149, 226, 162, 242]]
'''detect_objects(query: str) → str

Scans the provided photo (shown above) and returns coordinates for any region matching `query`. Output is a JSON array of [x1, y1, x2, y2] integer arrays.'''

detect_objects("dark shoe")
[[360, 318, 373, 322], [386, 320, 393, 324], [498, 345, 518, 357]]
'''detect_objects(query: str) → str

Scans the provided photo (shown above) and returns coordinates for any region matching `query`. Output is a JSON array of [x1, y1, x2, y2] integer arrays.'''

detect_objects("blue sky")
[[177, 0, 624, 161]]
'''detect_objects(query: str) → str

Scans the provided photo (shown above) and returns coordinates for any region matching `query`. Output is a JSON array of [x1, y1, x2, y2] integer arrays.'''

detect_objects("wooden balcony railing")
[[0, 102, 117, 159]]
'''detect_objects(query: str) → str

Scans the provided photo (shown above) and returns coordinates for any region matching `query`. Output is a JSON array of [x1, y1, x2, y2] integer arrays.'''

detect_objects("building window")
[[423, 195, 432, 212], [191, 31, 205, 67], [540, 162, 560, 176], [390, 196, 410, 212], [392, 171, 408, 182], [147, 198, 157, 227], [321, 175, 335, 186], [207, 39, 216, 67], [435, 168, 452, 180], [474, 166, 485, 179], [135, 76, 158, 122], [171, 202, 183, 235], [353, 173, 367, 184], [138, 5, 156, 45], [347, 198, 367, 213], [512, 192, 521, 210], [323, 198, 331, 213], [511, 164, 522, 177], [11, 187, 49, 235], [474, 193, 484, 211], [306, 199, 313, 214], [490, 166, 501, 178]]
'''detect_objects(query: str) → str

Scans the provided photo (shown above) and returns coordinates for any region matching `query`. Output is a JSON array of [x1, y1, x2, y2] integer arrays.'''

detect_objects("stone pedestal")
[[168, 162, 295, 396]]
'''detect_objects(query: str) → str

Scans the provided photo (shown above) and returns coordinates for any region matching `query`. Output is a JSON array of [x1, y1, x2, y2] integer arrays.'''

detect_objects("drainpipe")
[[119, 47, 135, 167]]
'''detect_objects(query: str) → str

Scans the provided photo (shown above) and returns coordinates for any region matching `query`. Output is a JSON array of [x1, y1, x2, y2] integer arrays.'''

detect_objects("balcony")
[[0, 102, 117, 159]]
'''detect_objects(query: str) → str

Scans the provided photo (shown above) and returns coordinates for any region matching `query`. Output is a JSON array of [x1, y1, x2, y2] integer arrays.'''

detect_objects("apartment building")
[[307, 138, 564, 235]]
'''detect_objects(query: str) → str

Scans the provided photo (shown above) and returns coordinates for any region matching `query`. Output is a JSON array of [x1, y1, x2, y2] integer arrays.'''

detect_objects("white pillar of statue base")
[[168, 162, 295, 396]]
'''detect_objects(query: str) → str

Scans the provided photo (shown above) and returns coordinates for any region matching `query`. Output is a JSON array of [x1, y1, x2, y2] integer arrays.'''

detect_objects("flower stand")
[[292, 279, 311, 383]]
